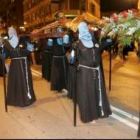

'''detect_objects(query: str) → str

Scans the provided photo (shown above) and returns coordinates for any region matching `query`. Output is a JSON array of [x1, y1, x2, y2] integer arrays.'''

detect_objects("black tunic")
[[138, 121, 140, 137], [41, 39, 52, 81], [51, 38, 68, 91], [76, 40, 112, 123], [4, 38, 36, 107], [0, 46, 7, 76], [34, 40, 42, 65], [67, 63, 75, 99]]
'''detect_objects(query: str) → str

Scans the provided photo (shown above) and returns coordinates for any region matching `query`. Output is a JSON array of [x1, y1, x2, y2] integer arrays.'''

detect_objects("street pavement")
[[0, 51, 139, 139]]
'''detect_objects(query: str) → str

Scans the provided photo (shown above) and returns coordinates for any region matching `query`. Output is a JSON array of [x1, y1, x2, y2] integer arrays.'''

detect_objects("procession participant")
[[0, 34, 7, 76], [69, 21, 112, 123], [41, 38, 53, 81], [48, 27, 69, 93], [5, 26, 36, 107]]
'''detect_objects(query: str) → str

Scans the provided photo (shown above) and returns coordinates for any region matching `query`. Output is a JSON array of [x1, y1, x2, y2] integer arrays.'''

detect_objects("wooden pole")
[[109, 45, 112, 91], [74, 46, 77, 127]]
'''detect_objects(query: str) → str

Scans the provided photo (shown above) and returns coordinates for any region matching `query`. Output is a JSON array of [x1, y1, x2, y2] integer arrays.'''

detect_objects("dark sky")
[[100, 0, 138, 12]]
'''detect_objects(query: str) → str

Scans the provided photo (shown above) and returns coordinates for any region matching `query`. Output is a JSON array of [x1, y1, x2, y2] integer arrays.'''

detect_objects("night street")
[[0, 51, 139, 139], [0, 0, 140, 139]]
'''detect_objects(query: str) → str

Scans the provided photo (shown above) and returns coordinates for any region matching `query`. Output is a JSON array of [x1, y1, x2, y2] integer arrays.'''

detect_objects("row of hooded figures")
[[0, 21, 140, 138]]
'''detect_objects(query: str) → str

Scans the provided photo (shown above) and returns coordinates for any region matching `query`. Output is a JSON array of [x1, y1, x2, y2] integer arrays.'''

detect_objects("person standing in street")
[[41, 38, 52, 81], [4, 26, 36, 107], [48, 27, 69, 93], [138, 119, 140, 137], [0, 34, 8, 77], [69, 21, 112, 123]]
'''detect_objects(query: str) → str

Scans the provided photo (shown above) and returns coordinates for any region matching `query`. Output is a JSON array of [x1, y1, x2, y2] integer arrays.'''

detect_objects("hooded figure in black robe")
[[69, 21, 112, 123], [5, 26, 36, 107]]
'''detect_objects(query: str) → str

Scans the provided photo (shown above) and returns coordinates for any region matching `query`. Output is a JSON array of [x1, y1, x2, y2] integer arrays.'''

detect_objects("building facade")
[[0, 0, 24, 35], [23, 0, 100, 32]]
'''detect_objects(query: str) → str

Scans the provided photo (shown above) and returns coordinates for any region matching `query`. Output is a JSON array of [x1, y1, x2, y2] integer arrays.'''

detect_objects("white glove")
[[63, 35, 69, 44], [47, 39, 53, 47], [27, 42, 34, 51], [106, 39, 112, 43]]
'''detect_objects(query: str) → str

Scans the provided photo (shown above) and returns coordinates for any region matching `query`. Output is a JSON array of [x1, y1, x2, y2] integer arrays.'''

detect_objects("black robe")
[[0, 46, 7, 76], [41, 39, 52, 81], [51, 38, 68, 92], [75, 40, 112, 123], [138, 121, 140, 137], [34, 40, 42, 65], [4, 37, 36, 107]]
